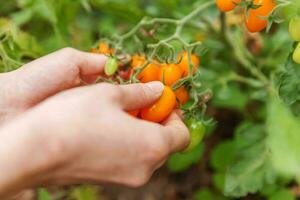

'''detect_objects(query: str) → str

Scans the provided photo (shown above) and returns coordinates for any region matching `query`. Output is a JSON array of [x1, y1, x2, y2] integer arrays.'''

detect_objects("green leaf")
[[224, 122, 276, 197], [210, 140, 235, 172], [193, 188, 229, 200], [70, 185, 98, 200], [267, 96, 300, 178], [278, 53, 300, 105], [212, 84, 248, 111], [38, 188, 52, 200], [268, 189, 295, 200], [212, 172, 226, 192], [167, 143, 204, 173]]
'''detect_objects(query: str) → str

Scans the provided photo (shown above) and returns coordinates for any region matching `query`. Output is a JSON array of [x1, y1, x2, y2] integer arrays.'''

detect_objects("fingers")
[[70, 49, 107, 76], [163, 111, 190, 153], [117, 82, 164, 111]]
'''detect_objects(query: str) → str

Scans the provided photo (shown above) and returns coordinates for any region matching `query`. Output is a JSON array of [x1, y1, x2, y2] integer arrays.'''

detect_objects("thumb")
[[118, 81, 164, 111]]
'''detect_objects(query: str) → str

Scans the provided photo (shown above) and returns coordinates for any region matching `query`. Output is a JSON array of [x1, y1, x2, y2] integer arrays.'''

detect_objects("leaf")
[[224, 122, 277, 197], [212, 84, 249, 111], [70, 185, 98, 200], [268, 188, 295, 200], [193, 188, 229, 200], [38, 188, 52, 200], [210, 140, 235, 172], [278, 53, 300, 105], [267, 96, 300, 178], [167, 143, 204, 173]]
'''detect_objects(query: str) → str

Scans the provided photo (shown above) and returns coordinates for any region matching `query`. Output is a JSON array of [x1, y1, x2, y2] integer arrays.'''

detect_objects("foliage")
[[1, 0, 300, 199]]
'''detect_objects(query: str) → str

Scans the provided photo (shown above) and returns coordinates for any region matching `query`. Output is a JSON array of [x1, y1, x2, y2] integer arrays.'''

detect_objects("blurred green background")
[[1, 0, 300, 200]]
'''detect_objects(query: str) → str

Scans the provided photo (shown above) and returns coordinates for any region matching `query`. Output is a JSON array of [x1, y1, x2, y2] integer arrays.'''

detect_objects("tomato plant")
[[159, 63, 183, 86], [289, 17, 300, 41], [174, 86, 190, 106], [2, 0, 300, 199], [245, 0, 277, 32], [184, 118, 206, 152], [177, 52, 200, 77], [216, 0, 241, 12]]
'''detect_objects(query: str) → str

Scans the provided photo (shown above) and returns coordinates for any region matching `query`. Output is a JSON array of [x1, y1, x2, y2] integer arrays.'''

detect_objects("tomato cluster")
[[216, 0, 276, 33], [128, 53, 200, 122], [91, 42, 201, 123], [289, 17, 300, 64]]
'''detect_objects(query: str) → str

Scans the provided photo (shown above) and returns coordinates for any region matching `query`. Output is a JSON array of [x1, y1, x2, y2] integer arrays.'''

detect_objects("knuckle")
[[60, 47, 78, 57], [125, 171, 151, 188]]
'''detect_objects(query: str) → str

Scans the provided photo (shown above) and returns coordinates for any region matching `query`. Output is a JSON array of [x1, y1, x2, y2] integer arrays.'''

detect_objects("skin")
[[0, 48, 189, 198]]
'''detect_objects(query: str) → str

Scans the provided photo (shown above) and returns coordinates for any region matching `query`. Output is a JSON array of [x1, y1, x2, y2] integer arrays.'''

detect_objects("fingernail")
[[146, 81, 164, 96]]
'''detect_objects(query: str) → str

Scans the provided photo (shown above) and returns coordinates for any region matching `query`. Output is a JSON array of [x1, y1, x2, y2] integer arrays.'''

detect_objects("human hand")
[[0, 48, 107, 123], [0, 82, 189, 197]]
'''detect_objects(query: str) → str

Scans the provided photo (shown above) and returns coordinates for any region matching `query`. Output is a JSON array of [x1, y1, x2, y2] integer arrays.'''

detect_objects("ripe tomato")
[[184, 118, 206, 152], [131, 54, 146, 68], [289, 17, 300, 41], [159, 63, 183, 86], [293, 42, 300, 64], [104, 57, 119, 76], [128, 110, 139, 117], [174, 86, 190, 106], [177, 52, 200, 77], [131, 55, 160, 83], [99, 42, 114, 54], [245, 0, 276, 33], [141, 86, 176, 123], [90, 48, 98, 54], [216, 0, 241, 12]]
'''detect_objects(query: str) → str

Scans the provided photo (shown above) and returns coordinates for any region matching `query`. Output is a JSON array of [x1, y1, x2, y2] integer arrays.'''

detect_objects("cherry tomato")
[[289, 17, 300, 41], [184, 118, 206, 152], [216, 0, 241, 12], [245, 0, 276, 33], [131, 55, 160, 83], [293, 42, 300, 64], [99, 42, 114, 54], [174, 86, 190, 106], [90, 48, 98, 54], [128, 110, 139, 117], [141, 86, 176, 123], [131, 54, 146, 68], [177, 52, 200, 77], [159, 63, 183, 86], [105, 57, 119, 76]]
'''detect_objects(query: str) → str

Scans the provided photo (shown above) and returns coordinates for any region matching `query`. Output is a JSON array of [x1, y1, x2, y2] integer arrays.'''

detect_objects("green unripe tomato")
[[184, 118, 206, 152], [293, 42, 300, 64], [105, 57, 119, 76], [289, 17, 300, 41]]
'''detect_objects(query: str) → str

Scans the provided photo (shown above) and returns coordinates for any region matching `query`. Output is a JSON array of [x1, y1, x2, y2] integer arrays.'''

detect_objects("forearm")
[[0, 112, 55, 198]]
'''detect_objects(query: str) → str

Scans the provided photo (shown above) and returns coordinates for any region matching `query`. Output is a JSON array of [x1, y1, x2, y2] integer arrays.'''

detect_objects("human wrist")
[[0, 110, 68, 197]]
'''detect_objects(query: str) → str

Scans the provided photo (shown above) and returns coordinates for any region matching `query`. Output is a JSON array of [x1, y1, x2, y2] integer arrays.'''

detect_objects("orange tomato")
[[174, 86, 189, 106], [99, 42, 114, 54], [216, 0, 241, 12], [141, 86, 176, 123], [128, 110, 139, 117], [159, 63, 183, 86], [131, 55, 160, 83], [177, 52, 200, 77], [245, 0, 276, 33], [131, 54, 146, 68], [90, 48, 99, 53]]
